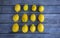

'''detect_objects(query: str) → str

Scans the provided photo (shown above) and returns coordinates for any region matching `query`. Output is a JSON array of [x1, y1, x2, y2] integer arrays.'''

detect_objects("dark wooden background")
[[0, 0, 60, 38]]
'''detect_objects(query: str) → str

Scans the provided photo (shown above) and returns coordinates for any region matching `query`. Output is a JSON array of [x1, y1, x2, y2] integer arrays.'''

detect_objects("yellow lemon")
[[12, 23, 19, 32], [30, 14, 36, 22], [22, 24, 28, 33], [23, 4, 28, 11], [22, 14, 28, 22], [38, 14, 44, 22], [13, 14, 19, 22], [32, 4, 37, 11], [14, 4, 21, 12], [37, 23, 44, 32], [39, 6, 44, 13], [30, 24, 36, 33]]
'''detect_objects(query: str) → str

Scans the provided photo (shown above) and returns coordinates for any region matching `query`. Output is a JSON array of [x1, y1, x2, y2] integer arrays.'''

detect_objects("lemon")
[[32, 4, 37, 11], [13, 14, 19, 22], [30, 14, 36, 22], [23, 4, 28, 11], [37, 23, 44, 32], [22, 24, 28, 33], [38, 14, 44, 22], [30, 24, 36, 33], [14, 4, 21, 12], [22, 14, 28, 22], [12, 23, 19, 32], [38, 6, 44, 13]]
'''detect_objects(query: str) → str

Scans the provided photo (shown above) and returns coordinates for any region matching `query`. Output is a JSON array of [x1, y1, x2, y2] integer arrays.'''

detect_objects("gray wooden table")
[[0, 0, 60, 38]]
